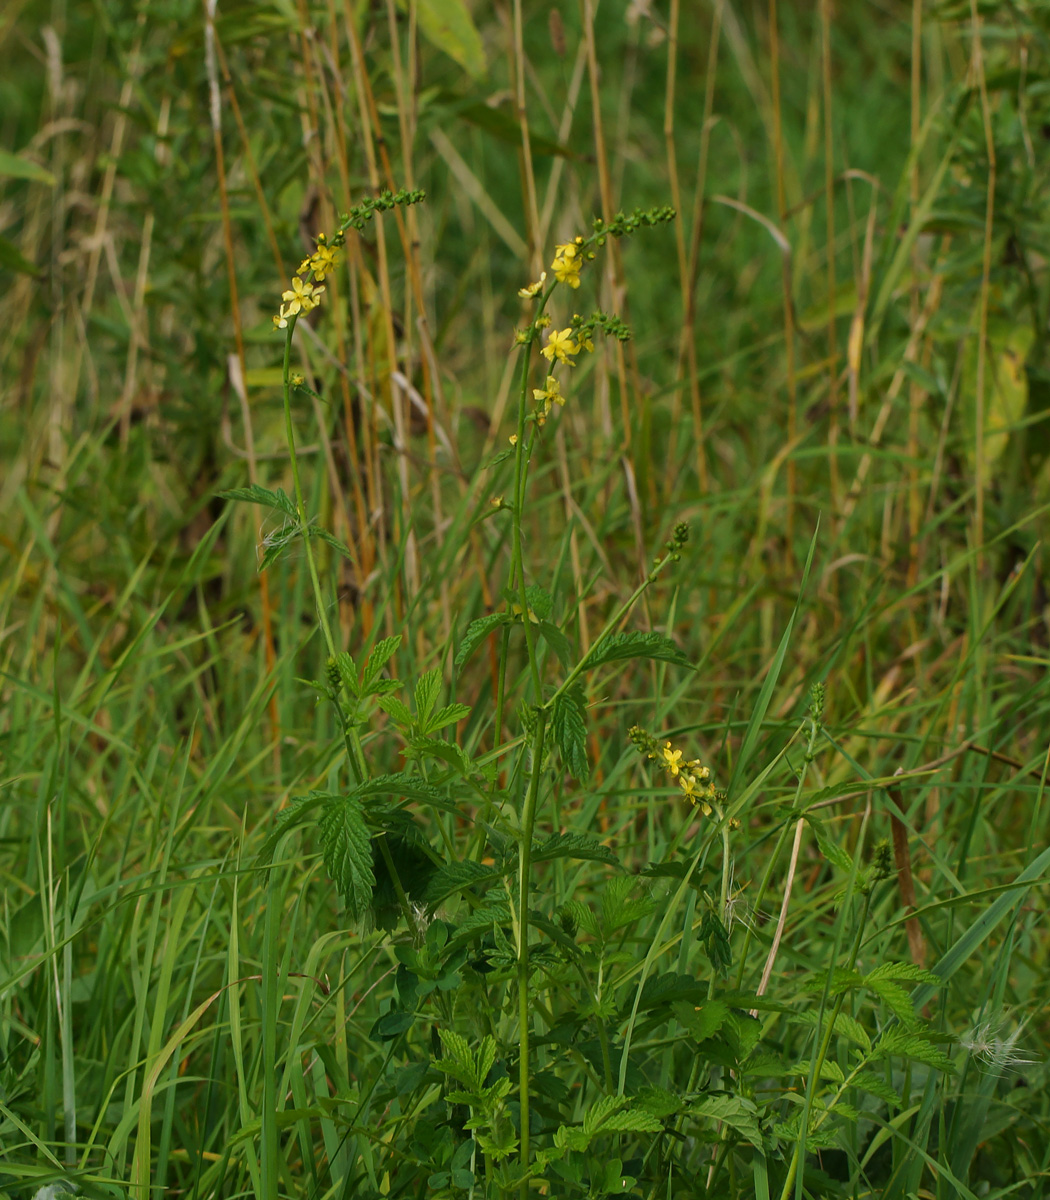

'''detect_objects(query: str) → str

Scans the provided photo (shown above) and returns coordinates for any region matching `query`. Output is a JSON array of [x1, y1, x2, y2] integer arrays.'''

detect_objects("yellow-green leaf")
[[415, 0, 486, 80], [961, 321, 1031, 476]]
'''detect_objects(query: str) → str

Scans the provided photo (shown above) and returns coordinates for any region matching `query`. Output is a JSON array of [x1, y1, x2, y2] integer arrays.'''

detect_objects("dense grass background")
[[2, 1, 1050, 1197]]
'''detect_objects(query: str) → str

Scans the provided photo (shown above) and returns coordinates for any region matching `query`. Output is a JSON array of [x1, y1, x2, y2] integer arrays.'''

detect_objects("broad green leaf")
[[354, 771, 457, 811], [310, 526, 354, 561], [378, 695, 414, 727], [671, 999, 729, 1041], [582, 630, 692, 671], [0, 149, 55, 184], [688, 1094, 764, 1147], [318, 794, 375, 920], [808, 816, 855, 874], [522, 584, 553, 620], [416, 0, 486, 79], [370, 1010, 414, 1041], [961, 320, 1031, 476], [414, 668, 442, 725], [538, 620, 573, 668], [363, 635, 402, 690], [424, 702, 471, 735], [455, 612, 510, 670], [437, 1028, 477, 1083], [423, 860, 502, 905], [532, 832, 618, 867], [873, 1028, 954, 1072], [551, 686, 589, 782], [332, 651, 360, 698], [218, 483, 298, 519]]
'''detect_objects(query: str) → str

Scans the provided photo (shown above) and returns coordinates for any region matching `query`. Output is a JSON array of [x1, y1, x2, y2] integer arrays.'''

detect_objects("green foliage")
[[3, 2, 1048, 1198]]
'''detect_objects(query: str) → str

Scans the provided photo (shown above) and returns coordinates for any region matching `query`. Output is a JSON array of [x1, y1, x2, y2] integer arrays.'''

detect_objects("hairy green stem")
[[517, 710, 548, 1198], [281, 320, 337, 662]]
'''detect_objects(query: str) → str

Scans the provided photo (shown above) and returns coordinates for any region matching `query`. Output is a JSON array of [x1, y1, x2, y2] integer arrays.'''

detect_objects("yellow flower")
[[661, 742, 684, 776], [551, 241, 582, 288], [310, 242, 338, 281], [509, 434, 518, 445], [272, 303, 293, 330], [678, 773, 713, 816], [542, 328, 578, 365], [518, 271, 547, 299], [532, 374, 565, 418], [282, 275, 323, 316]]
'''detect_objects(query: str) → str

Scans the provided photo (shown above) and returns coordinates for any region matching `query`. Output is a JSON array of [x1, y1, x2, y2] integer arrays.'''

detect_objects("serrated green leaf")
[[688, 1094, 764, 1147], [363, 635, 402, 691], [538, 620, 573, 668], [866, 976, 917, 1025], [808, 816, 855, 874], [582, 631, 692, 671], [423, 860, 503, 905], [865, 961, 942, 986], [523, 584, 553, 620], [873, 1028, 954, 1072], [218, 483, 298, 519], [310, 526, 354, 561], [551, 686, 589, 782], [437, 1028, 477, 1084], [792, 1008, 871, 1054], [407, 736, 474, 776], [414, 668, 442, 724], [849, 1069, 901, 1106], [475, 1036, 497, 1087], [332, 651, 360, 698], [599, 1107, 663, 1134], [354, 771, 442, 801], [425, 702, 471, 735], [671, 999, 729, 1041], [379, 695, 414, 727], [455, 612, 510, 670], [532, 832, 618, 866], [318, 795, 375, 920], [634, 973, 706, 1013]]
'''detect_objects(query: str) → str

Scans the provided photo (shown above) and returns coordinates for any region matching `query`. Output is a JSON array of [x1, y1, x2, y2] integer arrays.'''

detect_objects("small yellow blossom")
[[661, 742, 684, 776], [272, 303, 293, 330], [492, 495, 503, 508], [282, 275, 324, 316], [518, 271, 547, 299], [509, 434, 518, 445], [310, 242, 338, 281], [542, 327, 579, 366], [678, 772, 713, 815], [535, 315, 551, 328], [532, 374, 565, 419], [551, 241, 582, 288]]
